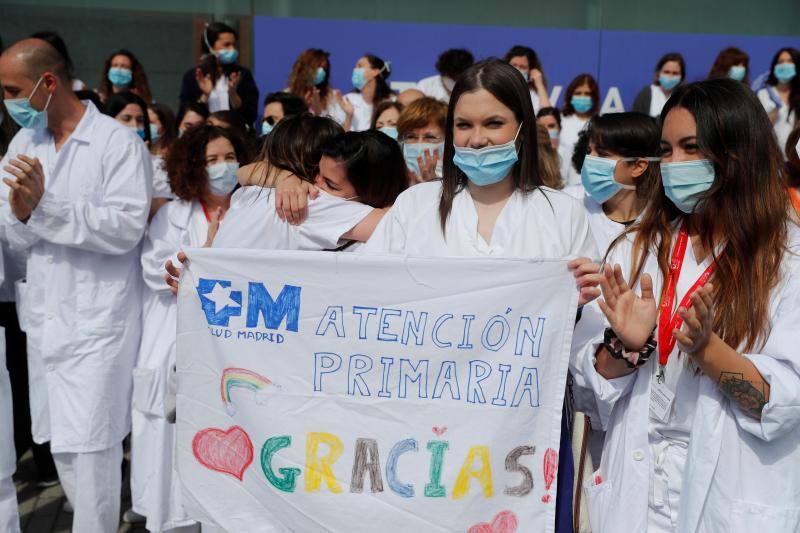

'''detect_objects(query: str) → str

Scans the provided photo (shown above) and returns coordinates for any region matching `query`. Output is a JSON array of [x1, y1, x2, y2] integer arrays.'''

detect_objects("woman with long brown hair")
[[757, 47, 800, 159], [364, 58, 596, 261], [575, 78, 800, 532], [287, 48, 353, 129], [362, 59, 601, 533], [707, 46, 750, 84], [97, 48, 153, 103]]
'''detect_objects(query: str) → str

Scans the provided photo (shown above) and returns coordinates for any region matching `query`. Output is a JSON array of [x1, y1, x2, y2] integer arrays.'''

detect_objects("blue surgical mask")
[[515, 67, 529, 81], [216, 48, 239, 65], [453, 124, 522, 187], [580, 155, 643, 204], [403, 142, 443, 175], [547, 128, 559, 140], [728, 65, 746, 81], [129, 126, 146, 140], [352, 68, 367, 90], [149, 123, 160, 142], [207, 161, 240, 196], [4, 76, 51, 130], [774, 62, 796, 83], [379, 126, 399, 140], [660, 159, 716, 213], [314, 67, 327, 86], [261, 120, 273, 136], [659, 74, 681, 90], [108, 67, 132, 86], [571, 95, 593, 114]]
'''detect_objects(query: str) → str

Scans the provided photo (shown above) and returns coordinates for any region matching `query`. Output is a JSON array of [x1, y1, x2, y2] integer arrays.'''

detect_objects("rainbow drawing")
[[220, 367, 278, 416]]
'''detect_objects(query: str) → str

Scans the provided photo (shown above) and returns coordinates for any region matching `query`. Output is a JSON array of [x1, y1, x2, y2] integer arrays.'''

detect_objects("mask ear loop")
[[29, 75, 53, 112], [511, 121, 524, 154], [28, 75, 46, 102]]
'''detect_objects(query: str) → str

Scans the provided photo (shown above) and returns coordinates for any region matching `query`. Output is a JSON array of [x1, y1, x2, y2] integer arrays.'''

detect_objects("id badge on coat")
[[650, 364, 675, 423]]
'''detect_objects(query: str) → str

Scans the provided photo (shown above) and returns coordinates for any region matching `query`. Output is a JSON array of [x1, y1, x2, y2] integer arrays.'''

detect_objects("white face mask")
[[207, 161, 239, 196]]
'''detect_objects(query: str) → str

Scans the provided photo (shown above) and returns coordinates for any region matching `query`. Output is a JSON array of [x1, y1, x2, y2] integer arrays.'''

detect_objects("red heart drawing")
[[192, 425, 254, 481], [467, 510, 518, 533], [432, 426, 447, 436]]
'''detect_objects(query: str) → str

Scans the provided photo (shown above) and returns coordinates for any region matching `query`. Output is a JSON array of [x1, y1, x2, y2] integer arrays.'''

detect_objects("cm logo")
[[196, 278, 301, 331]]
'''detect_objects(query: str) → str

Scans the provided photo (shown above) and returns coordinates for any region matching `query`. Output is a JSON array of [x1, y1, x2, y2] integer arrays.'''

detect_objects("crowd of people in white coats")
[[0, 20, 800, 533]]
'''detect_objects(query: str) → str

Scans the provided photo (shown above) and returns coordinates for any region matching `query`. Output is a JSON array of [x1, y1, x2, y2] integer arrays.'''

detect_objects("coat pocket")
[[728, 500, 800, 532], [132, 367, 165, 417], [583, 469, 613, 533]]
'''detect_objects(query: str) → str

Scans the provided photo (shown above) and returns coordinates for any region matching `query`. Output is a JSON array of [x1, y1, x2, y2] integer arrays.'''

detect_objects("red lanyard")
[[199, 201, 211, 222], [657, 221, 715, 369]]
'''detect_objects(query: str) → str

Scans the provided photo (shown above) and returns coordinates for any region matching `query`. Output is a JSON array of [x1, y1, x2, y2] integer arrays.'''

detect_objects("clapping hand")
[[597, 264, 658, 350], [3, 155, 45, 222], [673, 283, 715, 356]]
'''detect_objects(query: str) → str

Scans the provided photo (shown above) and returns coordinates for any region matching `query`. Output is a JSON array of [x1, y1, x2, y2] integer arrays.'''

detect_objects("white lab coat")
[[321, 93, 348, 126], [416, 74, 451, 103], [757, 87, 797, 158], [0, 244, 12, 481], [0, 342, 11, 479], [559, 114, 589, 182], [571, 223, 800, 533], [362, 180, 598, 259], [529, 88, 542, 114], [0, 101, 152, 453], [132, 199, 206, 531], [581, 193, 632, 257], [207, 75, 230, 113], [343, 92, 383, 132], [648, 85, 670, 118], [151, 155, 175, 200], [559, 144, 583, 191], [212, 186, 372, 250]]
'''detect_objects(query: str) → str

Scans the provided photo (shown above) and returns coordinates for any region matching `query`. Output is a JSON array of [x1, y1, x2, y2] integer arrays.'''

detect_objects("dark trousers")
[[0, 301, 56, 479]]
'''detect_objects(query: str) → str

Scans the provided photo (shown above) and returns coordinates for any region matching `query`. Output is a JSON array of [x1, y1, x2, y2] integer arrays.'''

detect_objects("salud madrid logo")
[[196, 278, 301, 334]]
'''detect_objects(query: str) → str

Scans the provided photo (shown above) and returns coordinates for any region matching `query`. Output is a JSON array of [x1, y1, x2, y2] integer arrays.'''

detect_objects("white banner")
[[176, 249, 578, 533]]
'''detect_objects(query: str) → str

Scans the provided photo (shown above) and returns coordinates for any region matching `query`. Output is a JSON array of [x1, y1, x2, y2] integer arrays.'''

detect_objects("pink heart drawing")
[[192, 425, 254, 481], [432, 426, 447, 436], [467, 510, 518, 533]]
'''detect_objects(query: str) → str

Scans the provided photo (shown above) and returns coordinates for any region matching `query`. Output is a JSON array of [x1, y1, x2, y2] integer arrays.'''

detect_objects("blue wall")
[[254, 16, 800, 113]]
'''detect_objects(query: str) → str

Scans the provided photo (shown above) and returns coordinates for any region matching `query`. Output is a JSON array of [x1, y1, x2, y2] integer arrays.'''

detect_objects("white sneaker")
[[122, 509, 146, 524]]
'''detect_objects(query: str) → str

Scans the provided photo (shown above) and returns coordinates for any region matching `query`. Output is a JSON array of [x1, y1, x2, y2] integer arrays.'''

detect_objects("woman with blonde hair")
[[536, 123, 563, 190]]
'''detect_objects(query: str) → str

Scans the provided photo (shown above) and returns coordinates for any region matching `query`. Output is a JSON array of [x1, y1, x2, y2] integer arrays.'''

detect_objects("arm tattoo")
[[718, 371, 767, 420]]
